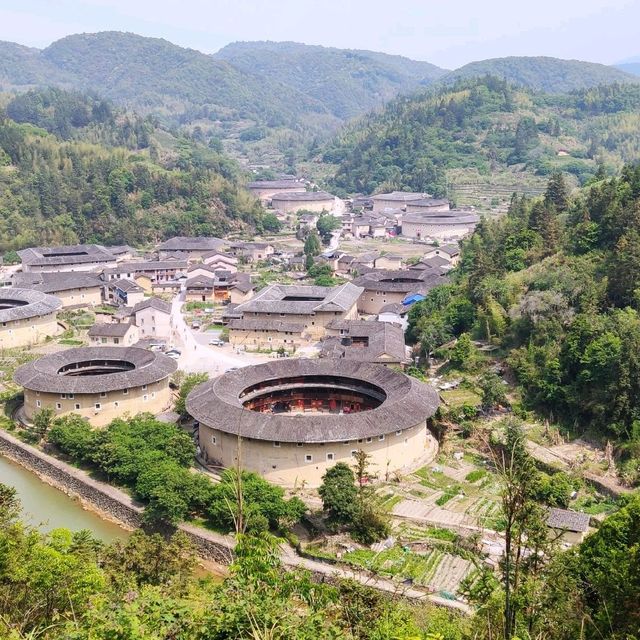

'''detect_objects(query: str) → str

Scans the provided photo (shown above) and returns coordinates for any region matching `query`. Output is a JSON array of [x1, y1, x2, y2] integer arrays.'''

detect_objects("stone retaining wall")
[[0, 429, 234, 562]]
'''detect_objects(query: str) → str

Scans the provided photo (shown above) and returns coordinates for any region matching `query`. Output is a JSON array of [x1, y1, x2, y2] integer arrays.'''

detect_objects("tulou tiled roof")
[[402, 212, 480, 225], [0, 288, 62, 323], [246, 180, 306, 190], [353, 268, 448, 294], [18, 244, 116, 267], [88, 323, 134, 338], [228, 318, 305, 333], [132, 298, 171, 314], [187, 359, 439, 444], [15, 346, 176, 394], [546, 508, 590, 533], [320, 320, 408, 364], [234, 282, 363, 316], [157, 236, 226, 252], [13, 272, 103, 294], [271, 191, 335, 202]]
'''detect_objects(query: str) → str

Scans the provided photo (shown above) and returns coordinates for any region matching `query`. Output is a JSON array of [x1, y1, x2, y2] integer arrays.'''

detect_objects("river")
[[0, 454, 128, 541]]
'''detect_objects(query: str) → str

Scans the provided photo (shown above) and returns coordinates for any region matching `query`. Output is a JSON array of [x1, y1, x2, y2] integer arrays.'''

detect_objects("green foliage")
[[319, 463, 359, 527], [0, 92, 264, 251], [316, 212, 341, 243], [208, 469, 306, 533], [175, 372, 208, 417], [449, 333, 475, 370]]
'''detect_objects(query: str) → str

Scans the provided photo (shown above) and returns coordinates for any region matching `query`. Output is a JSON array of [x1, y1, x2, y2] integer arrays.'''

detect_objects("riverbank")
[[0, 428, 470, 613]]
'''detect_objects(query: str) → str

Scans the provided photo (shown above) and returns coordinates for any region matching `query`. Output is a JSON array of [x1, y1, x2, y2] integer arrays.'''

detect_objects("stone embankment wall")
[[0, 429, 234, 562]]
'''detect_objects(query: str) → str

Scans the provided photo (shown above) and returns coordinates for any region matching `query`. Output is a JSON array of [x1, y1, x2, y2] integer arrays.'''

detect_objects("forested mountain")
[[616, 62, 640, 77], [215, 40, 447, 119], [441, 56, 638, 93], [323, 78, 640, 199], [0, 88, 263, 251]]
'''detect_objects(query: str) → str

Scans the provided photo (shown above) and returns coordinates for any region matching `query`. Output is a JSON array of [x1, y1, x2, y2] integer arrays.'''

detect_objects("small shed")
[[546, 508, 590, 544]]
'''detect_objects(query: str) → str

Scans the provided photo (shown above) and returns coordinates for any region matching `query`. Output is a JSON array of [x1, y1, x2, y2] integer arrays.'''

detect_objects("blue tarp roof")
[[402, 293, 426, 306]]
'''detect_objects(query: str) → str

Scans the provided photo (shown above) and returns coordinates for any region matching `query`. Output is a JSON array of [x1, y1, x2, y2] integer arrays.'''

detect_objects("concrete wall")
[[401, 220, 476, 241], [229, 329, 302, 351], [199, 421, 438, 488], [23, 378, 172, 427], [357, 289, 406, 315], [0, 312, 61, 349], [54, 286, 102, 308], [89, 326, 139, 347], [272, 198, 334, 214], [134, 308, 171, 339]]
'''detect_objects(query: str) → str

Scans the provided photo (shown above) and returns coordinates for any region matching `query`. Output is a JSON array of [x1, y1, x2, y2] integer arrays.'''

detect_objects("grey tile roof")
[[14, 346, 177, 394], [107, 260, 188, 274], [353, 269, 448, 294], [406, 198, 450, 208], [437, 244, 461, 257], [320, 320, 408, 364], [246, 180, 306, 190], [372, 191, 430, 202], [88, 323, 134, 338], [13, 272, 103, 294], [271, 191, 335, 202], [0, 288, 62, 323], [132, 298, 171, 314], [235, 282, 363, 316], [546, 508, 590, 533], [18, 244, 116, 267], [109, 279, 144, 293], [156, 236, 226, 252], [187, 359, 439, 444]]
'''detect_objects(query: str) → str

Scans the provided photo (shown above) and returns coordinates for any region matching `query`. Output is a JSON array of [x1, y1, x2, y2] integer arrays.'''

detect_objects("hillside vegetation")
[[0, 88, 263, 251], [440, 56, 637, 93], [215, 40, 446, 119], [323, 77, 640, 200]]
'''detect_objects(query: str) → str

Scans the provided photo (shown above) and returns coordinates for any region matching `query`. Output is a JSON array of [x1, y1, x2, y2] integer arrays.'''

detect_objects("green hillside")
[[215, 40, 447, 119], [322, 78, 640, 205], [0, 88, 263, 252], [441, 56, 638, 93]]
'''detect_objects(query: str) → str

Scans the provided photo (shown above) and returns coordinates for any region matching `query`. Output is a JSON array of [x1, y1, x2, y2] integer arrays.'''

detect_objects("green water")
[[0, 454, 128, 541]]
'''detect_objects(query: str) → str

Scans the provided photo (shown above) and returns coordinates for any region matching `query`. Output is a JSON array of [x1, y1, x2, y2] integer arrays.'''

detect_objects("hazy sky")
[[0, 0, 638, 69]]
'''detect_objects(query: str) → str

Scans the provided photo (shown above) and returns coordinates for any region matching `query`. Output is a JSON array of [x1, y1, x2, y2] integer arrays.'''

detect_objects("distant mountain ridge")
[[440, 56, 638, 93], [214, 40, 447, 119]]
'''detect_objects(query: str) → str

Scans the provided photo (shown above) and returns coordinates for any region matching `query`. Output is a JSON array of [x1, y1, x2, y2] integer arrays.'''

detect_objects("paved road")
[[169, 289, 269, 375]]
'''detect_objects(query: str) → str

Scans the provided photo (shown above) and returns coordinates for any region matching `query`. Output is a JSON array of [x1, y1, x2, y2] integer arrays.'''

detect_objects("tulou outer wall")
[[198, 421, 437, 488], [0, 313, 60, 349], [23, 378, 172, 427]]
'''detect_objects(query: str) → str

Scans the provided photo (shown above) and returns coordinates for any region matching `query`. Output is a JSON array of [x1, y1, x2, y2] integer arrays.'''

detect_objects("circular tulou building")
[[0, 288, 62, 349], [15, 346, 177, 427], [187, 359, 439, 487]]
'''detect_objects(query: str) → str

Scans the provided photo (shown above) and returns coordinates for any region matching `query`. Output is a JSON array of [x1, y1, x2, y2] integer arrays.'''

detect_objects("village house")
[[546, 508, 590, 545], [377, 302, 412, 331], [422, 244, 461, 265], [156, 236, 227, 262], [201, 251, 239, 273], [320, 320, 409, 367], [229, 282, 363, 349], [353, 267, 448, 315], [18, 244, 118, 273], [228, 242, 274, 263], [131, 298, 172, 339], [88, 322, 139, 346], [106, 279, 145, 307], [104, 261, 188, 292], [374, 254, 403, 270], [12, 272, 104, 308]]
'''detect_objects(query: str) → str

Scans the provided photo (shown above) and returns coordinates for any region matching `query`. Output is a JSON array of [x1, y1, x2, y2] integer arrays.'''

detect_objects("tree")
[[316, 213, 341, 244], [261, 212, 281, 233], [318, 462, 359, 527], [175, 372, 208, 417], [303, 229, 322, 258], [489, 419, 547, 640], [479, 372, 508, 410], [32, 407, 55, 442], [449, 333, 475, 370], [544, 171, 569, 212]]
